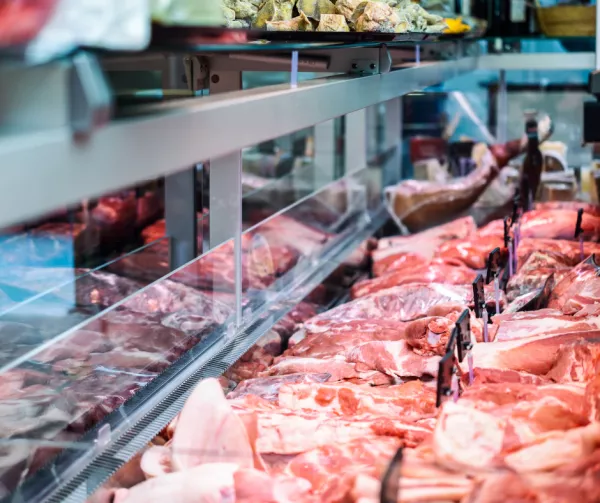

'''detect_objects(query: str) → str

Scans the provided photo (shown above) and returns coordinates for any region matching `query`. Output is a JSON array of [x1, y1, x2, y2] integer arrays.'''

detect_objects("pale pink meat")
[[351, 263, 477, 299], [277, 380, 436, 419]]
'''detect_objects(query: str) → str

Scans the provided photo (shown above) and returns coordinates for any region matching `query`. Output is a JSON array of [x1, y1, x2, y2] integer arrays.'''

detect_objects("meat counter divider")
[[4, 209, 388, 503]]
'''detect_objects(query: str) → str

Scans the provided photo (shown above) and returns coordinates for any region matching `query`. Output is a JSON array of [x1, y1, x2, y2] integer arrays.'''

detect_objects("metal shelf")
[[0, 55, 476, 229]]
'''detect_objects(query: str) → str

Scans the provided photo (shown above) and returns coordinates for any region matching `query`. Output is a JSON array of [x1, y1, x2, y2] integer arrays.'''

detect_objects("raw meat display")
[[6, 192, 600, 503], [97, 204, 600, 503]]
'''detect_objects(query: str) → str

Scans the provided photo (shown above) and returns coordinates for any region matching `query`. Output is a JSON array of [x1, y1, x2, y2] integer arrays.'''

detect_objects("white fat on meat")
[[277, 380, 436, 419], [458, 331, 600, 377], [113, 463, 238, 503], [346, 340, 440, 379], [171, 378, 254, 471], [493, 314, 600, 343], [433, 401, 505, 473]]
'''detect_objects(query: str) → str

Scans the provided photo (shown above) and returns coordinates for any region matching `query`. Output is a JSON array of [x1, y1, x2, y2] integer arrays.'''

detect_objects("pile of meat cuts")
[[101, 201, 600, 503]]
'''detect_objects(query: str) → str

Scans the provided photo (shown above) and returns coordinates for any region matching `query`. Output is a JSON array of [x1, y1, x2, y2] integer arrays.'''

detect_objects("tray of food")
[[151, 0, 455, 46]]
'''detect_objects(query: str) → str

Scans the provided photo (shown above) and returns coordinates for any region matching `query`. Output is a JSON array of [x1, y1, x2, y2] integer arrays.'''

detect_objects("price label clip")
[[472, 274, 485, 319], [575, 209, 585, 262], [456, 309, 474, 385], [380, 447, 403, 503]]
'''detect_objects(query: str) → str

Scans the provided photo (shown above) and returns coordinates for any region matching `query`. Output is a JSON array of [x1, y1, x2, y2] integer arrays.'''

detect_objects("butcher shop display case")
[[1, 5, 600, 500]]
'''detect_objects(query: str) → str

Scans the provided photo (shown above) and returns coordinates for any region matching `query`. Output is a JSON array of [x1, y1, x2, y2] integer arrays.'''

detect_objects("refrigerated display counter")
[[0, 26, 599, 503]]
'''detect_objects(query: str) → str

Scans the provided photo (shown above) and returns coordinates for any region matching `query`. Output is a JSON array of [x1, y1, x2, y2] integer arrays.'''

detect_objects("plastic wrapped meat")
[[385, 147, 498, 233], [548, 256, 600, 314], [88, 193, 138, 247], [64, 370, 156, 434]]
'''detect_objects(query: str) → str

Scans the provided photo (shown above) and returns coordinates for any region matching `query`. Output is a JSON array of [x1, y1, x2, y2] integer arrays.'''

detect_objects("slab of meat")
[[285, 437, 402, 501], [534, 201, 600, 217], [141, 214, 205, 248], [493, 313, 600, 342], [284, 320, 408, 359], [459, 331, 600, 377], [224, 345, 275, 383], [346, 340, 440, 379], [435, 235, 506, 269], [548, 256, 600, 314], [352, 262, 477, 299], [404, 311, 492, 355], [372, 252, 431, 278], [263, 356, 393, 385], [304, 283, 506, 331], [384, 151, 498, 232], [277, 380, 436, 419], [251, 408, 433, 454], [517, 238, 600, 268], [433, 382, 594, 473], [377, 216, 477, 251], [227, 373, 331, 403], [546, 341, 600, 383], [519, 209, 600, 241], [124, 279, 230, 321], [506, 251, 571, 301], [491, 308, 563, 324], [65, 370, 156, 434], [465, 368, 549, 386]]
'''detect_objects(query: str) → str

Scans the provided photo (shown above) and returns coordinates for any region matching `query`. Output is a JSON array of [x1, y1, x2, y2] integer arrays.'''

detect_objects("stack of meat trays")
[[94, 200, 600, 502]]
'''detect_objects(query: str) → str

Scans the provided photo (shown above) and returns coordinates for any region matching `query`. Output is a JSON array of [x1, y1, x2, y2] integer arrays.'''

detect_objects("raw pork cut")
[[534, 201, 600, 217], [404, 311, 492, 355], [346, 340, 440, 379], [285, 319, 408, 358], [277, 380, 436, 419], [493, 313, 600, 342], [433, 382, 594, 473], [435, 235, 505, 269], [546, 341, 600, 383], [350, 262, 477, 299], [519, 209, 600, 241], [459, 331, 600, 377], [263, 356, 393, 385], [506, 251, 570, 301], [377, 216, 477, 251], [304, 283, 506, 332], [372, 252, 430, 279], [548, 256, 600, 314], [226, 373, 331, 403], [517, 238, 600, 268]]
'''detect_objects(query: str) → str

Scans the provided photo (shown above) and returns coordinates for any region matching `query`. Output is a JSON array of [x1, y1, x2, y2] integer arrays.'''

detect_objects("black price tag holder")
[[456, 309, 474, 385], [485, 248, 502, 315], [436, 330, 459, 407], [575, 209, 584, 262], [472, 274, 489, 343], [380, 447, 403, 503], [504, 216, 514, 278]]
